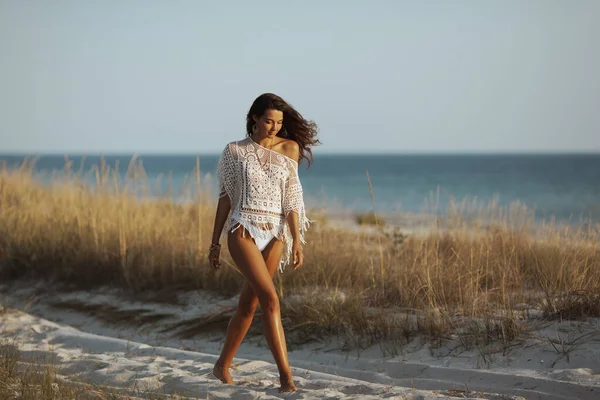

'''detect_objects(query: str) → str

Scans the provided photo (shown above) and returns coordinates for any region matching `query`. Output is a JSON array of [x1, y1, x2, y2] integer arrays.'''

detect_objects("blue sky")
[[1, 0, 599, 154]]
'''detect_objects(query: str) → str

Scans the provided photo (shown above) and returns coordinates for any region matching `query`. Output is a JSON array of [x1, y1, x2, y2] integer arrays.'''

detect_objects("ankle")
[[279, 370, 293, 382], [214, 362, 229, 370]]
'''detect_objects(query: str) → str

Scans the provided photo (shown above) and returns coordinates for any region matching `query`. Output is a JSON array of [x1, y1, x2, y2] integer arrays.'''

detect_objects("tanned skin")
[[209, 109, 304, 393]]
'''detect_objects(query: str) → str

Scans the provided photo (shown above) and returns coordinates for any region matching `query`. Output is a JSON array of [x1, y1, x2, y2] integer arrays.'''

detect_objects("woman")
[[208, 93, 319, 392]]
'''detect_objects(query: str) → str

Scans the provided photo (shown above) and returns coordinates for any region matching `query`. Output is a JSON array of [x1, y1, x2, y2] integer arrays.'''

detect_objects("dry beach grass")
[[1, 157, 599, 355]]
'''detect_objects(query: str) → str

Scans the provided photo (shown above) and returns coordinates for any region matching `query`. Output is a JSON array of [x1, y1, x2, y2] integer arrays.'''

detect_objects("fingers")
[[209, 251, 221, 270], [293, 248, 304, 270]]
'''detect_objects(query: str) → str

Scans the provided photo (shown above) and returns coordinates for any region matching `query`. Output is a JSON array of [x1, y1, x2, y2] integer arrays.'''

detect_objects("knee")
[[237, 298, 258, 318], [258, 291, 280, 315]]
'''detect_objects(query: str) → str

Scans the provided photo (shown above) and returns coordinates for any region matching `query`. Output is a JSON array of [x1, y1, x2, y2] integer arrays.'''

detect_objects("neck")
[[251, 133, 276, 148]]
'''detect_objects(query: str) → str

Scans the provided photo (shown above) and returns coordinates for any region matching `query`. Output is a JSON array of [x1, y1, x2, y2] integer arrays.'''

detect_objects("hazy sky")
[[1, 1, 599, 154]]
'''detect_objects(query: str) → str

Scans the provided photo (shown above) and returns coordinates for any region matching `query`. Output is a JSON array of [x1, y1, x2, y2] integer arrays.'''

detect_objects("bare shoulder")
[[279, 139, 300, 162]]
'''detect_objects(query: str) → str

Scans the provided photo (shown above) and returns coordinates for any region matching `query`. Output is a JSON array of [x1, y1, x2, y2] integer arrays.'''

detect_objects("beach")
[[2, 277, 599, 400], [1, 160, 599, 399], [3, 1, 600, 398]]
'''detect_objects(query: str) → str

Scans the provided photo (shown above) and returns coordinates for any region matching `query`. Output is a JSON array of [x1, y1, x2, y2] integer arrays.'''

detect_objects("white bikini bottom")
[[230, 223, 277, 252], [254, 234, 276, 251]]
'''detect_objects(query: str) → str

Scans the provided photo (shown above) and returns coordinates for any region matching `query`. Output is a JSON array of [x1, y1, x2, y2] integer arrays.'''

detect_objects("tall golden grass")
[[1, 157, 599, 350]]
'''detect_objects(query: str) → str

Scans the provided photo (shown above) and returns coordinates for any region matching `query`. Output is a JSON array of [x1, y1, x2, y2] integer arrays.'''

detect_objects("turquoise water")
[[2, 153, 599, 224]]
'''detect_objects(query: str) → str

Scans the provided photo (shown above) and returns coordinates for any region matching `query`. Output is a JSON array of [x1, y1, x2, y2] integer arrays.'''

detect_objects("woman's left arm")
[[283, 141, 304, 269], [286, 210, 303, 269]]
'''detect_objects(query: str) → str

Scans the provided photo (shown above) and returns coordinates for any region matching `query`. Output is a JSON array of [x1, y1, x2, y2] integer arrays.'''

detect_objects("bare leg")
[[213, 281, 257, 384], [214, 229, 296, 391]]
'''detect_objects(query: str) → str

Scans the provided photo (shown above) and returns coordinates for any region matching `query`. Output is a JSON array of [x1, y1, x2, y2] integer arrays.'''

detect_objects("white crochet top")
[[216, 137, 310, 271]]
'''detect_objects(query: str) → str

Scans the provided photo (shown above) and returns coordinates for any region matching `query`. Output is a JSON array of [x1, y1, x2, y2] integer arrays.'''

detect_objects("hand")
[[209, 245, 221, 270], [292, 240, 304, 270]]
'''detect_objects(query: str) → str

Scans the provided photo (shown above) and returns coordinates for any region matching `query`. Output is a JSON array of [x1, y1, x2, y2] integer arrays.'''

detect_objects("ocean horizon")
[[2, 152, 599, 226]]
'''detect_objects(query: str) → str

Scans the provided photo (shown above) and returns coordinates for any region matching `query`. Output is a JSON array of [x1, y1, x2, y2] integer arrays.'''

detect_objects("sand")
[[1, 281, 598, 399]]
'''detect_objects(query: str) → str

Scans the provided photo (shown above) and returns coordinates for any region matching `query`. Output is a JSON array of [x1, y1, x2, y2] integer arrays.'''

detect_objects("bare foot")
[[213, 364, 233, 384], [279, 376, 298, 392]]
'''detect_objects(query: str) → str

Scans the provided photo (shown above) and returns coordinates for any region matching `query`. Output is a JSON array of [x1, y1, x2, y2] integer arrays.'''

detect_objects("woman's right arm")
[[211, 193, 231, 245], [208, 193, 231, 270], [211, 143, 235, 269]]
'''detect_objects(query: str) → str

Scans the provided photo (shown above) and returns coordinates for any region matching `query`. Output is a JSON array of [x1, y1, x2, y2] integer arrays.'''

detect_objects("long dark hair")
[[246, 93, 320, 167]]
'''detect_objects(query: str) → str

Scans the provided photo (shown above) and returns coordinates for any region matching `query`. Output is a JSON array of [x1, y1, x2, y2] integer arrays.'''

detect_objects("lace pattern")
[[217, 137, 310, 271]]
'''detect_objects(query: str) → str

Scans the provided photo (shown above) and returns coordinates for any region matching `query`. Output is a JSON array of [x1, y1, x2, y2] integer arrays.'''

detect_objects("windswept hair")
[[246, 93, 321, 167]]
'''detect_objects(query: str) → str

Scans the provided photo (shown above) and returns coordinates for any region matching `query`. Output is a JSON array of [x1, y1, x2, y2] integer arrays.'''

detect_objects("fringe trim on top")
[[224, 210, 311, 273], [281, 208, 311, 273]]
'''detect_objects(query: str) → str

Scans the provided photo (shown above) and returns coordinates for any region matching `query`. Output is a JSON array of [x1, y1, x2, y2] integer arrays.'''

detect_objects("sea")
[[1, 153, 599, 226]]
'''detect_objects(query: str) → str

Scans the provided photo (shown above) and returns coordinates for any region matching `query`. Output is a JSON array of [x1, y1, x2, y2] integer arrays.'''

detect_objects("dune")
[[1, 282, 598, 399]]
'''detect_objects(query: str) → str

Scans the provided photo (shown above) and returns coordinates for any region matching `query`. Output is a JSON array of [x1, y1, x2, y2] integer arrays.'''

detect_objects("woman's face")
[[254, 109, 283, 138]]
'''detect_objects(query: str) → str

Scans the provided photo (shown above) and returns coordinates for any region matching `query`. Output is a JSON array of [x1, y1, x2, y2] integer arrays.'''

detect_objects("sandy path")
[[2, 283, 598, 399], [2, 309, 497, 399]]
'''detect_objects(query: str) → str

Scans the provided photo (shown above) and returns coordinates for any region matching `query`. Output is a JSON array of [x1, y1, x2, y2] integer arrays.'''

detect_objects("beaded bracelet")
[[209, 243, 221, 251]]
